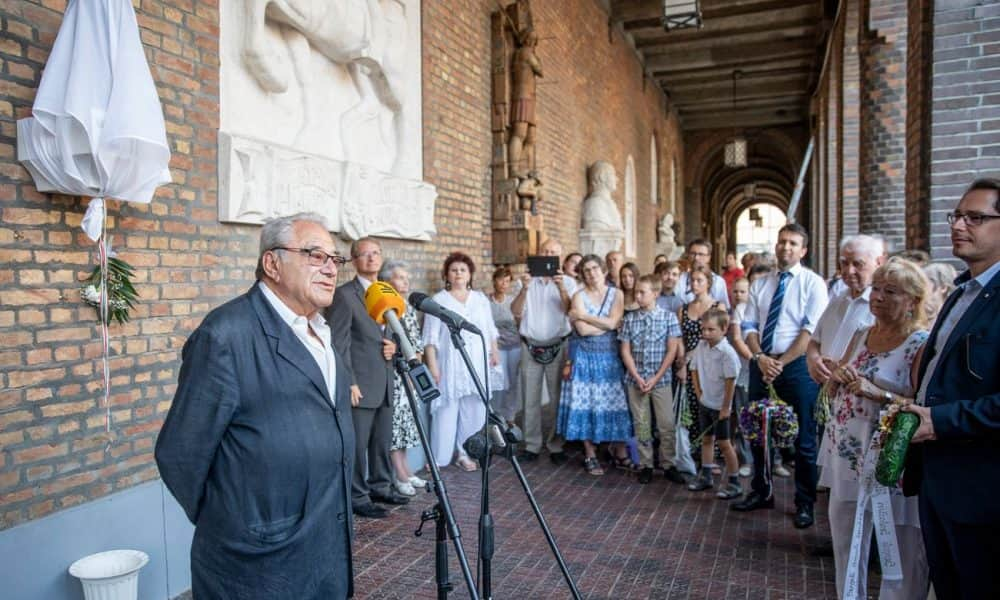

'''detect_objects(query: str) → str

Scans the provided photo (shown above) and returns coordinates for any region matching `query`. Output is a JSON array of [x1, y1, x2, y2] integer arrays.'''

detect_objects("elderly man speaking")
[[156, 213, 355, 599]]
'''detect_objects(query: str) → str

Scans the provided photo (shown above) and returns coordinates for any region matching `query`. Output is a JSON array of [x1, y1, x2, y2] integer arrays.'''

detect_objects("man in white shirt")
[[512, 239, 576, 464], [733, 224, 828, 530], [156, 213, 355, 599], [676, 239, 730, 308], [807, 234, 884, 383]]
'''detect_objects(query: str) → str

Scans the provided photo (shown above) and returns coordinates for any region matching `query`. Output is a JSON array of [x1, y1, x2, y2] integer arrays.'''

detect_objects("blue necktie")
[[760, 271, 791, 354]]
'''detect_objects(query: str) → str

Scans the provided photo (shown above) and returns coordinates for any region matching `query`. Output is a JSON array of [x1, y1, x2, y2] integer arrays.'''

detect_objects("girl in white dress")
[[820, 257, 931, 600], [423, 252, 505, 471]]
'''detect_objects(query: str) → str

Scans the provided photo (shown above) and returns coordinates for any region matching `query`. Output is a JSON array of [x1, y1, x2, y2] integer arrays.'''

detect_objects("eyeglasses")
[[689, 251, 710, 257], [271, 247, 347, 267], [946, 211, 1000, 227], [354, 250, 382, 259]]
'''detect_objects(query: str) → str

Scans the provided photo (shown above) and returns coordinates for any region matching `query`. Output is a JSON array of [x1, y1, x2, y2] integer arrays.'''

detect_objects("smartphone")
[[527, 255, 560, 277]]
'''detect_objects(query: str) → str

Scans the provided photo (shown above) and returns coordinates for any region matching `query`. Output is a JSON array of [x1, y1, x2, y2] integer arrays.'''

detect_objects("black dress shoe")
[[663, 467, 687, 484], [370, 491, 410, 505], [353, 503, 389, 518], [731, 491, 775, 512], [638, 467, 653, 484], [517, 450, 539, 462], [549, 451, 569, 466], [794, 504, 815, 529]]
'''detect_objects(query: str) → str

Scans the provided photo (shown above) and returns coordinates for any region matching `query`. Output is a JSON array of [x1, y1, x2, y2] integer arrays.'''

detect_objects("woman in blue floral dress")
[[818, 257, 930, 600], [557, 254, 631, 475]]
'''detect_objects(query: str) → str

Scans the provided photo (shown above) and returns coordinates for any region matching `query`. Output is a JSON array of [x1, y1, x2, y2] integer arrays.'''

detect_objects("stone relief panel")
[[219, 0, 435, 239], [219, 133, 436, 240]]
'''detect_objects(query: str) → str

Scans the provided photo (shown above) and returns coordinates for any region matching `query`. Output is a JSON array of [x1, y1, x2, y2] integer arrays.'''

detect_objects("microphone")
[[364, 282, 440, 403], [408, 292, 482, 335], [364, 282, 418, 363]]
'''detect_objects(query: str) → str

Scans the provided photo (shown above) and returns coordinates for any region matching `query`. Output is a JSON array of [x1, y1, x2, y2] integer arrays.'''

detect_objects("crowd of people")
[[155, 178, 1000, 599]]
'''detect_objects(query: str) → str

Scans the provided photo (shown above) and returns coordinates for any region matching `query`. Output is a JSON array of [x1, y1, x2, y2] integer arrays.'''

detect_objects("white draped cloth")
[[17, 0, 171, 239]]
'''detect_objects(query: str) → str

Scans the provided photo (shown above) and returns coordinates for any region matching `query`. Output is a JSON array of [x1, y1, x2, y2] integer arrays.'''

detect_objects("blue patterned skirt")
[[557, 332, 632, 442]]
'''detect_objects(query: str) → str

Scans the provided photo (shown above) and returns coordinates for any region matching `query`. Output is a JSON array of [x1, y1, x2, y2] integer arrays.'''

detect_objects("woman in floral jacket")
[[819, 257, 931, 600]]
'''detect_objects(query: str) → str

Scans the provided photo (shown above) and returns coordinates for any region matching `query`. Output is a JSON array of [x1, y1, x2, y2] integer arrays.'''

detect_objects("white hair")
[[255, 212, 330, 280], [839, 234, 883, 261]]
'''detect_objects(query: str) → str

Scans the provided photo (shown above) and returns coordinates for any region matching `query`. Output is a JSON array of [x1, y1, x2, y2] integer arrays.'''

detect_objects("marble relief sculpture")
[[218, 0, 436, 241]]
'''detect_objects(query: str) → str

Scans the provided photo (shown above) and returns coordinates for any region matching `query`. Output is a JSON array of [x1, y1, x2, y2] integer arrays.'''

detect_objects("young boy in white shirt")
[[688, 308, 743, 499]]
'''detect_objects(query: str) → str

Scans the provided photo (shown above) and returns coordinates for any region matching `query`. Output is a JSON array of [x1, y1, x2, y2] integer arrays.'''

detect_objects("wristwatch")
[[752, 352, 763, 362], [883, 390, 894, 404]]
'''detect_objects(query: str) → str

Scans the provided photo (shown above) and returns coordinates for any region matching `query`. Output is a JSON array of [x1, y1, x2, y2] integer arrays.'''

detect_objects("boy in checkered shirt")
[[619, 275, 684, 484]]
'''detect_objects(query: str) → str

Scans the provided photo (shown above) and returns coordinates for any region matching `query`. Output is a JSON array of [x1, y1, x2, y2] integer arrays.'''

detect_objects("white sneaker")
[[408, 475, 428, 489], [774, 464, 792, 478], [738, 465, 752, 477], [395, 479, 417, 496]]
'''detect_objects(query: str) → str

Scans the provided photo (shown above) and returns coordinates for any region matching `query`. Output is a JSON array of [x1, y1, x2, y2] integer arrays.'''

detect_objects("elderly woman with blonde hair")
[[819, 257, 931, 600]]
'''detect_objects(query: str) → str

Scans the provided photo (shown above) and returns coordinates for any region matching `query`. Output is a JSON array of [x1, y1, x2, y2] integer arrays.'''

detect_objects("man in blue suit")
[[905, 178, 1000, 599], [156, 213, 355, 599]]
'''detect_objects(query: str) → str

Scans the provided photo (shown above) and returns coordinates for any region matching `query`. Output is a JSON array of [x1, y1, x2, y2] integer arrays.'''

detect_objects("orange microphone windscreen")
[[364, 281, 406, 324]]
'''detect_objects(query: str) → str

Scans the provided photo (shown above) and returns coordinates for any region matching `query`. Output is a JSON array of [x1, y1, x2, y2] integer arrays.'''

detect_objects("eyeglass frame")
[[270, 246, 348, 267], [946, 211, 1000, 227]]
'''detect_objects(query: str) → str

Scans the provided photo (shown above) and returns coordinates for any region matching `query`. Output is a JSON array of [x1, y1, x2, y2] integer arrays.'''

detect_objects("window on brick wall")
[[650, 136, 658, 206]]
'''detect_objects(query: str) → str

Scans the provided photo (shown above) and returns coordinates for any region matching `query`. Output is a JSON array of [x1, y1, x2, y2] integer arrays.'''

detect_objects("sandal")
[[612, 455, 638, 472], [583, 457, 604, 476], [456, 456, 478, 472]]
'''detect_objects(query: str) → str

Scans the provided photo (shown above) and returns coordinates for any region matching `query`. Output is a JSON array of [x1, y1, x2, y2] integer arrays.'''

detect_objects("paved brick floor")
[[352, 449, 860, 599]]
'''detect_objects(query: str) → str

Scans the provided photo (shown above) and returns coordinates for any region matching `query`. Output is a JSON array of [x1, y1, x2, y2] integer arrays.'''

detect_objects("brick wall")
[[858, 0, 908, 252], [0, 0, 236, 529], [0, 0, 680, 529], [905, 0, 932, 251], [928, 0, 1000, 260]]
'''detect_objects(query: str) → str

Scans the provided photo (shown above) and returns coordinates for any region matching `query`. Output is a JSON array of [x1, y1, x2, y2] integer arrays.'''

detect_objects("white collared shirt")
[[690, 338, 741, 410], [519, 275, 577, 344], [812, 286, 875, 361], [677, 270, 731, 308], [742, 263, 829, 354], [357, 275, 374, 292], [917, 258, 1000, 404], [260, 282, 337, 405]]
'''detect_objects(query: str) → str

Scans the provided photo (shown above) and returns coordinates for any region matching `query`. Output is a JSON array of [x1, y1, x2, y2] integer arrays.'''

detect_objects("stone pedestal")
[[579, 229, 623, 257]]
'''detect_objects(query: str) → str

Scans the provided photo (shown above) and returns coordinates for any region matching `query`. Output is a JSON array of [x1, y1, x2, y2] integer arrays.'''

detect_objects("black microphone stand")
[[447, 327, 582, 600], [391, 345, 479, 600]]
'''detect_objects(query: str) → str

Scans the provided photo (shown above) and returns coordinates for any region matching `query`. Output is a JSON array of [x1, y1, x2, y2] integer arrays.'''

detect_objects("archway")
[[733, 202, 787, 261]]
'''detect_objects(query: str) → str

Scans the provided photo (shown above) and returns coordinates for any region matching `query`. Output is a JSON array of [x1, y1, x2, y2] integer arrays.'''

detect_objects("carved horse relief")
[[239, 0, 414, 175]]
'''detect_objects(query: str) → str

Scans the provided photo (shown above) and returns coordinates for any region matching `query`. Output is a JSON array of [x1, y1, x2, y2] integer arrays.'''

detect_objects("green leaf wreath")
[[81, 257, 139, 325]]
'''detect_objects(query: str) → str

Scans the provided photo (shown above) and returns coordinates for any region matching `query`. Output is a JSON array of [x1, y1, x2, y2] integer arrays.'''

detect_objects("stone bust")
[[581, 160, 624, 232]]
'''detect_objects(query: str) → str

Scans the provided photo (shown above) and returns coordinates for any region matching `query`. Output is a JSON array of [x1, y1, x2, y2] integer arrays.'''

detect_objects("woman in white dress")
[[820, 257, 931, 600], [423, 252, 505, 471]]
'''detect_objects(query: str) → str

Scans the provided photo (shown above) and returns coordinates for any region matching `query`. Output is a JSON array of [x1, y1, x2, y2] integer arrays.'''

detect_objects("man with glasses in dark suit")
[[905, 178, 1000, 599], [156, 213, 356, 599], [326, 237, 407, 519]]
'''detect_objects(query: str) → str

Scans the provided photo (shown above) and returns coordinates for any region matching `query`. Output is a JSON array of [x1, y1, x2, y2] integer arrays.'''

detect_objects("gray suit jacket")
[[325, 277, 393, 409], [156, 283, 355, 599]]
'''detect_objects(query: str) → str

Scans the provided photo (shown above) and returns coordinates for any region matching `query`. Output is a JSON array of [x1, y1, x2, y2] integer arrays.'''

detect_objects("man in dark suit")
[[326, 237, 407, 519], [155, 213, 355, 599], [905, 178, 1000, 599]]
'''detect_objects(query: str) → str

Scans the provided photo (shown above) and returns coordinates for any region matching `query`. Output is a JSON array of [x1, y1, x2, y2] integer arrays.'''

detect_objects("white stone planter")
[[68, 549, 149, 600]]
